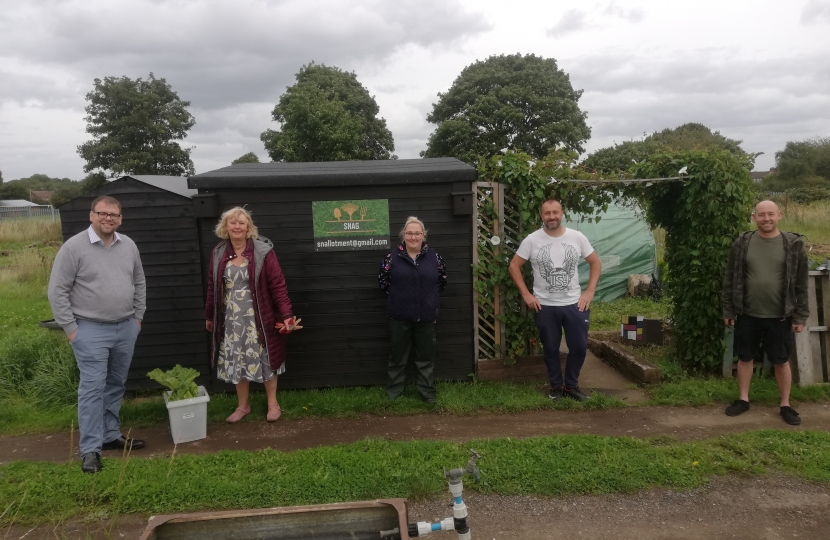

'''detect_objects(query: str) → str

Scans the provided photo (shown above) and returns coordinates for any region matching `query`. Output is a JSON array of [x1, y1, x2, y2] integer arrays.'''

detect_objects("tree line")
[[3, 54, 828, 204]]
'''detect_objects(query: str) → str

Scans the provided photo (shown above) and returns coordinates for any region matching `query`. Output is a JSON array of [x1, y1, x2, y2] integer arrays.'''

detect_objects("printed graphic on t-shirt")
[[536, 243, 578, 292], [516, 227, 594, 306]]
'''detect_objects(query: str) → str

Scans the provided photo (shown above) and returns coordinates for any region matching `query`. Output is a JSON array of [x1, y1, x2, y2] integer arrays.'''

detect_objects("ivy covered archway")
[[474, 149, 754, 373]]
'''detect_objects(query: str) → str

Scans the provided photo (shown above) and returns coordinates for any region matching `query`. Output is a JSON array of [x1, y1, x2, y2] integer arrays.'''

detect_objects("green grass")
[[649, 377, 830, 406], [1, 430, 829, 525], [779, 200, 830, 264], [0, 217, 62, 251], [5, 375, 830, 436], [590, 296, 671, 331], [779, 200, 830, 244], [0, 381, 628, 436]]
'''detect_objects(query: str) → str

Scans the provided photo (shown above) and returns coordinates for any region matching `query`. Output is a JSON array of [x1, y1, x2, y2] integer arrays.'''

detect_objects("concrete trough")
[[139, 499, 410, 540]]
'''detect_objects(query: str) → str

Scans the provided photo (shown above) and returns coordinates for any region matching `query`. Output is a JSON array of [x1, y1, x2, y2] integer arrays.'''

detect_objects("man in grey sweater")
[[48, 195, 147, 473]]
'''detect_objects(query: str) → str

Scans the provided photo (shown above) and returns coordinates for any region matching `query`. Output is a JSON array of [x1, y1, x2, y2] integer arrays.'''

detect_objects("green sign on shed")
[[311, 199, 390, 251]]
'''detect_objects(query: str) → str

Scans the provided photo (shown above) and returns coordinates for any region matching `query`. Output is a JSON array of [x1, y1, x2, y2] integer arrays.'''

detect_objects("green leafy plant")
[[785, 187, 830, 204], [477, 150, 630, 360], [479, 149, 754, 373], [147, 365, 199, 401]]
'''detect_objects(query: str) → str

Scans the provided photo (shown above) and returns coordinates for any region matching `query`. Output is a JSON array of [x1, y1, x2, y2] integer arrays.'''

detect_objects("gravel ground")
[[409, 474, 830, 539]]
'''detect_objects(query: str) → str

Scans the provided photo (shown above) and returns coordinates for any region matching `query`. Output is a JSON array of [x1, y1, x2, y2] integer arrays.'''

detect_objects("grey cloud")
[[603, 2, 645, 23], [801, 0, 830, 24], [375, 84, 410, 94], [579, 59, 830, 171], [0, 0, 490, 110], [0, 71, 82, 108], [569, 49, 830, 98], [547, 9, 589, 38], [569, 47, 830, 170], [546, 4, 643, 39], [584, 89, 830, 137]]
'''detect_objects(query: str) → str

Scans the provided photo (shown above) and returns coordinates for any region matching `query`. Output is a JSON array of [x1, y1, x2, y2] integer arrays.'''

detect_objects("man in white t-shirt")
[[508, 199, 602, 401]]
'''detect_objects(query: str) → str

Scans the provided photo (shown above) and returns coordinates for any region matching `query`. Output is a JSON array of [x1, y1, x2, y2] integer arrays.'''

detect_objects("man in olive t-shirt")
[[722, 200, 809, 426]]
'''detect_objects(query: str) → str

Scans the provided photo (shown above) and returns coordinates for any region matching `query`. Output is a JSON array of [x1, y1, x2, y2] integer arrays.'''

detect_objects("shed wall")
[[200, 182, 474, 390], [57, 179, 208, 388]]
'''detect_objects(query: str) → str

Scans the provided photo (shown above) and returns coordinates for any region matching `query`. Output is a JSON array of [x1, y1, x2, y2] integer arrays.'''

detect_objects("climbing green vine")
[[477, 149, 754, 373]]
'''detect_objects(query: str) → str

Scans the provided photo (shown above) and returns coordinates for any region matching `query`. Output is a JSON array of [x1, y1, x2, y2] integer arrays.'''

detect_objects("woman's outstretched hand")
[[275, 316, 303, 334]]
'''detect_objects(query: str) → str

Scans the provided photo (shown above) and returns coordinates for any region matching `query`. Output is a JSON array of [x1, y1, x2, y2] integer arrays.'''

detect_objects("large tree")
[[774, 137, 830, 182], [0, 173, 100, 204], [421, 54, 591, 166], [51, 172, 108, 207], [0, 174, 72, 200], [261, 64, 395, 162], [583, 123, 747, 174], [77, 73, 196, 177], [232, 152, 260, 165], [759, 136, 830, 192]]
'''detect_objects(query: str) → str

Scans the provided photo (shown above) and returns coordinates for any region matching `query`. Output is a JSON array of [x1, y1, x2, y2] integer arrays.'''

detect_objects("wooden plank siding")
[[196, 178, 475, 391], [56, 177, 208, 388]]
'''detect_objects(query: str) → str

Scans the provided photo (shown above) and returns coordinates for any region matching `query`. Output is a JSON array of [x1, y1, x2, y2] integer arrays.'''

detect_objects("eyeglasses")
[[404, 232, 424, 238], [94, 212, 122, 220]]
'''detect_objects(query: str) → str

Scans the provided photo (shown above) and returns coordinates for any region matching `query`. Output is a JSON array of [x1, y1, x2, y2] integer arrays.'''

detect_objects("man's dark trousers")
[[534, 304, 590, 390], [387, 320, 436, 400]]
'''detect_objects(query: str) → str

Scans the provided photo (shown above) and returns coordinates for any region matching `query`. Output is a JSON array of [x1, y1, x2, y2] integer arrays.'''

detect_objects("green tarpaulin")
[[564, 204, 657, 302]]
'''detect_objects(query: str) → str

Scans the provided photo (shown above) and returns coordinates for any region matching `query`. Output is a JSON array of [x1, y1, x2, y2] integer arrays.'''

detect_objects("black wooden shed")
[[189, 158, 477, 389], [56, 175, 208, 389]]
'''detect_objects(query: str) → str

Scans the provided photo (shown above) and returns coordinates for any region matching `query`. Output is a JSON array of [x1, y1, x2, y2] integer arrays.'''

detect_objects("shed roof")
[[0, 199, 39, 207], [121, 175, 197, 198], [188, 158, 476, 189]]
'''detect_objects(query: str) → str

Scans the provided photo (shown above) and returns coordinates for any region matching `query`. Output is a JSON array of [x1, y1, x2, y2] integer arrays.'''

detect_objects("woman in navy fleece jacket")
[[378, 216, 447, 402]]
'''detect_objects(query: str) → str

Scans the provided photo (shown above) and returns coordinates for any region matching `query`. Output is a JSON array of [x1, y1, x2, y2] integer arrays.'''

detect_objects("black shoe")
[[548, 388, 563, 401], [780, 406, 801, 425], [725, 399, 750, 417], [421, 396, 437, 404], [81, 452, 102, 474], [101, 436, 145, 451], [563, 387, 590, 402]]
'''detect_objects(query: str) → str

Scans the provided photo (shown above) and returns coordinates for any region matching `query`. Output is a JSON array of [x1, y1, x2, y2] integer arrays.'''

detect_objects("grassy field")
[[779, 199, 830, 261], [0, 219, 72, 413], [1, 429, 829, 525]]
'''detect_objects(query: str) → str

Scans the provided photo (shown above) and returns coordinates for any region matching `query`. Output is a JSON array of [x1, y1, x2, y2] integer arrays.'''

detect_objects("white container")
[[163, 386, 210, 444]]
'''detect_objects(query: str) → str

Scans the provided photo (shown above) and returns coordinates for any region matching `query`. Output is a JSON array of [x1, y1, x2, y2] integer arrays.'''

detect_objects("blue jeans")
[[534, 304, 590, 390], [71, 318, 140, 454]]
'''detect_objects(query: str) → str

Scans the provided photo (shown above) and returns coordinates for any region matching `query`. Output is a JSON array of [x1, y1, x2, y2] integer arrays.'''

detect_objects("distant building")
[[30, 190, 52, 204], [0, 199, 39, 207], [750, 168, 776, 183]]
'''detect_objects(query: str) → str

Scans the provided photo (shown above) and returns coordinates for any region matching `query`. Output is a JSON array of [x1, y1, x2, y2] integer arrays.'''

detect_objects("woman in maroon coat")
[[205, 207, 297, 423]]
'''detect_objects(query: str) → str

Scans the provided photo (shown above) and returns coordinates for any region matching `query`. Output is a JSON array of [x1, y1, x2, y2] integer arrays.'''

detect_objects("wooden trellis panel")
[[472, 181, 523, 362]]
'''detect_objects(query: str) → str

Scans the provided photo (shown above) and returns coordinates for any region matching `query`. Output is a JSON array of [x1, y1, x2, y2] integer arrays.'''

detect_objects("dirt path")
[[6, 475, 828, 539], [411, 474, 830, 540], [3, 402, 830, 464]]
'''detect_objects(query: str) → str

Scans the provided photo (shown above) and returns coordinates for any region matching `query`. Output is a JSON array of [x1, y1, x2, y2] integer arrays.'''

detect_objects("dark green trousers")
[[387, 320, 436, 400]]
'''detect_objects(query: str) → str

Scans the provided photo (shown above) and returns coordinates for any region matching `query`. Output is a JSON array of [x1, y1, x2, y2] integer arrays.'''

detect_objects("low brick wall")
[[586, 337, 662, 384]]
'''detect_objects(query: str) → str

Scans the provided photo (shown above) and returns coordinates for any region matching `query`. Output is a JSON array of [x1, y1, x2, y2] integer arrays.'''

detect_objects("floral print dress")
[[216, 259, 284, 383]]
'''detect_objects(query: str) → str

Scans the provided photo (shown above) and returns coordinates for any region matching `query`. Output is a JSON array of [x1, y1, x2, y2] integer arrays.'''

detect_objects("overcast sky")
[[1, 0, 829, 180]]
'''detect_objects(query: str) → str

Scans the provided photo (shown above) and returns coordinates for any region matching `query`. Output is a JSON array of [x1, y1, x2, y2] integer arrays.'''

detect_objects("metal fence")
[[0, 205, 59, 221]]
